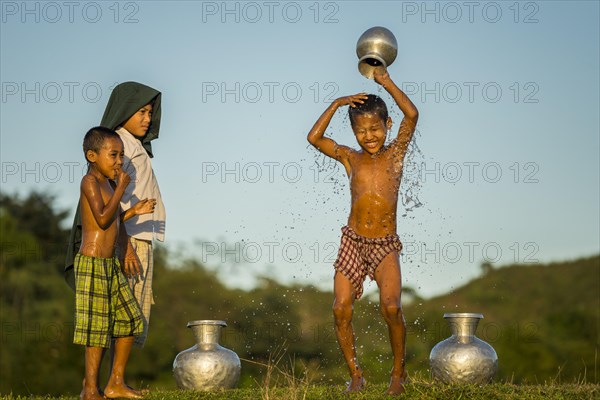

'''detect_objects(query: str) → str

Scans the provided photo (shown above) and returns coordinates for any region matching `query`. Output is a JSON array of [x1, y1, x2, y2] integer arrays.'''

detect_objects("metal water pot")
[[356, 26, 398, 79], [429, 313, 498, 384], [173, 320, 241, 390]]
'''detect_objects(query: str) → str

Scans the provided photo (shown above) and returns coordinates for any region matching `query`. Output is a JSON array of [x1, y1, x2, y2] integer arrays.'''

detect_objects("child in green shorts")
[[75, 126, 155, 400]]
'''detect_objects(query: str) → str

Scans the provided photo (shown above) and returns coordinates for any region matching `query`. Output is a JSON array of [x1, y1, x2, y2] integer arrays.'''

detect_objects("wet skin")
[[346, 112, 403, 238], [307, 71, 418, 395], [79, 135, 154, 400], [79, 136, 129, 258], [79, 137, 156, 258]]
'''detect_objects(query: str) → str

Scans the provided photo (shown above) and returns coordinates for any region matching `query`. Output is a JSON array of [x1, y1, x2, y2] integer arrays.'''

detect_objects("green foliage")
[[0, 191, 598, 395], [0, 193, 81, 395]]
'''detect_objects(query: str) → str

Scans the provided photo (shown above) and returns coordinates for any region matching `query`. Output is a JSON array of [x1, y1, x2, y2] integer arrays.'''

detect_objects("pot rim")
[[443, 313, 484, 319], [187, 320, 227, 327], [358, 54, 388, 79], [358, 54, 387, 67]]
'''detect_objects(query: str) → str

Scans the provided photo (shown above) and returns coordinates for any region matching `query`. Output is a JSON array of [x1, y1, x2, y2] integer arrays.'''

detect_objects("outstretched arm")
[[118, 197, 156, 277], [307, 94, 368, 174], [374, 71, 419, 155], [80, 169, 130, 230], [121, 198, 156, 222]]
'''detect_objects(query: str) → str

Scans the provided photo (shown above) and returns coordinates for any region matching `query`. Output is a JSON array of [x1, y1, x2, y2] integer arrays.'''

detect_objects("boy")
[[307, 70, 418, 395], [75, 126, 155, 400], [67, 82, 165, 349]]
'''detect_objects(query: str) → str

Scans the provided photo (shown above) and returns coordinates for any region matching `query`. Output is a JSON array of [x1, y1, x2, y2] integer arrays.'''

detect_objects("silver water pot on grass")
[[429, 313, 498, 384], [173, 320, 241, 391]]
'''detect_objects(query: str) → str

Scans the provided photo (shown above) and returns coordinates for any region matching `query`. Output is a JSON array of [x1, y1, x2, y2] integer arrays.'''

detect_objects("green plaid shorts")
[[73, 253, 143, 348]]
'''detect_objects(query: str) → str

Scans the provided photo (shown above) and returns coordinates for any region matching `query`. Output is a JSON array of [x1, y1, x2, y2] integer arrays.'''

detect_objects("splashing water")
[[400, 129, 424, 214], [372, 88, 425, 214], [309, 146, 348, 196]]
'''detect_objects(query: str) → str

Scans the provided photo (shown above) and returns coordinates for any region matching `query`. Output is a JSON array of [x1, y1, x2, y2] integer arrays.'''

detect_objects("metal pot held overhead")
[[356, 26, 398, 79]]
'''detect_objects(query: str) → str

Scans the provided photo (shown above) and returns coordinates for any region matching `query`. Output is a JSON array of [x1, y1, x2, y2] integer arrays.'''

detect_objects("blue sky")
[[1, 1, 599, 298]]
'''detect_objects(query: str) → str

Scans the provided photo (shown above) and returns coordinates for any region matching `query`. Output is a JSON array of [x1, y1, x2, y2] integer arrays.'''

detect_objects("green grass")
[[3, 350, 598, 399], [3, 383, 599, 400], [150, 383, 599, 400]]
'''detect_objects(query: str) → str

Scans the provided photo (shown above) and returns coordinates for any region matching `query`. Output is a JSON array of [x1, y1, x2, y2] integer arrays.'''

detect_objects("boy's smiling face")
[[123, 103, 153, 138], [87, 137, 124, 180], [351, 113, 392, 154]]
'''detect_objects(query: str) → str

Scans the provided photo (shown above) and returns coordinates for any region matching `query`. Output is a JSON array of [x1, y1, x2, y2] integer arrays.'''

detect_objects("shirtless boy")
[[307, 70, 418, 395], [75, 126, 156, 400]]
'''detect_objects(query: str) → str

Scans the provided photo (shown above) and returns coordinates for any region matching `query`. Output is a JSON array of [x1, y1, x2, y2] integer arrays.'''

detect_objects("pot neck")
[[188, 321, 225, 345], [444, 313, 483, 338]]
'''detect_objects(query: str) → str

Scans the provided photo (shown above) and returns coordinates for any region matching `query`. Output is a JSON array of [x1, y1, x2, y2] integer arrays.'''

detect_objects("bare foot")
[[344, 374, 366, 393], [82, 379, 104, 397], [80, 386, 105, 400], [385, 372, 407, 396], [123, 385, 149, 395], [104, 383, 145, 399]]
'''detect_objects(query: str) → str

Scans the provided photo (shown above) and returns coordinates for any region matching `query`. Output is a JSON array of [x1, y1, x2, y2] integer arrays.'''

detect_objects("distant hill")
[[403, 255, 599, 383]]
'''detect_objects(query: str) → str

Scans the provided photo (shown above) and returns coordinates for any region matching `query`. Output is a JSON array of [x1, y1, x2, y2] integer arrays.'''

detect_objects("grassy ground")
[[3, 352, 599, 400], [149, 383, 599, 400], [3, 382, 599, 400]]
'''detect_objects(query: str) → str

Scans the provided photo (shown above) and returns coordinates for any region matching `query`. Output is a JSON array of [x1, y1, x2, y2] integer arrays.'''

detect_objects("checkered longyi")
[[73, 254, 143, 348], [128, 238, 155, 348], [333, 226, 403, 299]]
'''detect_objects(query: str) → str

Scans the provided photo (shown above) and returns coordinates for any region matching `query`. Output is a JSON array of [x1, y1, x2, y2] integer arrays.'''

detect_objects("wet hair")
[[348, 94, 389, 127], [82, 126, 120, 162]]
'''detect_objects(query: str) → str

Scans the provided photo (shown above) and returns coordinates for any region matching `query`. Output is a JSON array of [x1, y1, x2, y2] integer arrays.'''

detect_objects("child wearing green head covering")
[[102, 81, 166, 348]]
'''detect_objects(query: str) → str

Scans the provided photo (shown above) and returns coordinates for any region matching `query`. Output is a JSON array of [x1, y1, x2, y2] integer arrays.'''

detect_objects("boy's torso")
[[346, 144, 404, 238], [79, 175, 120, 258]]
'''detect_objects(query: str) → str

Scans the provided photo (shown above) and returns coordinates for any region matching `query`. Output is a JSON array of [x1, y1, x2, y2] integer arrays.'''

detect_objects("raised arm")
[[80, 170, 129, 229], [307, 94, 368, 173], [374, 71, 419, 154]]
